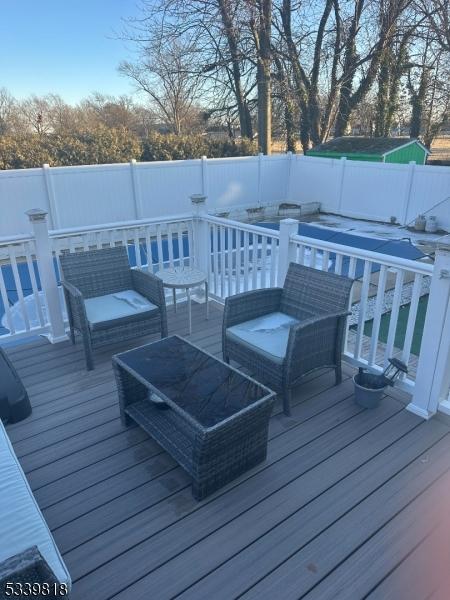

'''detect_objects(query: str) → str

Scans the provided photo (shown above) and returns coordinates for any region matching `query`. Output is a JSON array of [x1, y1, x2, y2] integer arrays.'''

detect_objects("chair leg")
[[81, 330, 94, 371], [69, 327, 75, 345], [224, 355, 230, 364], [283, 388, 292, 416], [335, 365, 342, 385]]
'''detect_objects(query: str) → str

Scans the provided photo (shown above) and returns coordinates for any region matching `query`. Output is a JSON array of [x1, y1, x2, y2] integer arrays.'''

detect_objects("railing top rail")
[[49, 213, 194, 239], [202, 214, 281, 238], [290, 232, 434, 275], [0, 233, 34, 245]]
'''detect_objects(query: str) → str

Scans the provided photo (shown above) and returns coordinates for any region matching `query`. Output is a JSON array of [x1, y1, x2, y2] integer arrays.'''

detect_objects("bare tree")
[[334, 0, 412, 137], [18, 94, 72, 135], [419, 0, 450, 52], [0, 88, 18, 135], [120, 36, 204, 134]]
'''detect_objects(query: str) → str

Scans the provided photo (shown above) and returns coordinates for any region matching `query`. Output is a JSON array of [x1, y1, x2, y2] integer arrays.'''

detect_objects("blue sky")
[[0, 0, 144, 103]]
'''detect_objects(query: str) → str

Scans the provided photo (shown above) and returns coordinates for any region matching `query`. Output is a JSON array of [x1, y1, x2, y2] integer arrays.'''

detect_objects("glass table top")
[[116, 336, 271, 427]]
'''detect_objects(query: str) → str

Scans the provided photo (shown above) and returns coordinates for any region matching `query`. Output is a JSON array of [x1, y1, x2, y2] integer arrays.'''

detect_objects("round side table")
[[155, 267, 208, 335]]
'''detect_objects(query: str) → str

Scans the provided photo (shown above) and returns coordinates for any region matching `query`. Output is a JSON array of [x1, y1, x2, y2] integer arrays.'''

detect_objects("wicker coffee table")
[[113, 336, 275, 500]]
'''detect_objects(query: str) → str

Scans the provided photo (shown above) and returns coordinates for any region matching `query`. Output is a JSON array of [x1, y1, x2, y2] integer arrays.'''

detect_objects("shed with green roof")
[[307, 137, 430, 164]]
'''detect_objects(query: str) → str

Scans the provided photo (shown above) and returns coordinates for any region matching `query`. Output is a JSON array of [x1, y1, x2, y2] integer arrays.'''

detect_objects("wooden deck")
[[4, 300, 450, 600]]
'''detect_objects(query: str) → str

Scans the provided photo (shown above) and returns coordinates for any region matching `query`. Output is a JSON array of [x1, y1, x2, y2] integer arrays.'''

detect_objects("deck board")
[[3, 300, 450, 600]]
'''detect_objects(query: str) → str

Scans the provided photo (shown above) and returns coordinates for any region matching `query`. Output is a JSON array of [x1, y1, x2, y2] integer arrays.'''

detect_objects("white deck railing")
[[1, 202, 449, 420]]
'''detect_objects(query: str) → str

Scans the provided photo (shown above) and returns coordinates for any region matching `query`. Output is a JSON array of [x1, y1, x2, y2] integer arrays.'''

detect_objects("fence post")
[[286, 151, 293, 202], [277, 218, 299, 286], [26, 209, 67, 343], [257, 152, 263, 206], [337, 157, 346, 213], [42, 163, 60, 229], [130, 159, 143, 219], [401, 161, 416, 225], [407, 243, 450, 419], [201, 156, 208, 197], [191, 194, 209, 274]]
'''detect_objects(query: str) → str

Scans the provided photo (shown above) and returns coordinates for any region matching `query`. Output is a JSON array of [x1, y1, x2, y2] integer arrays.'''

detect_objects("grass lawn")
[[361, 295, 428, 356]]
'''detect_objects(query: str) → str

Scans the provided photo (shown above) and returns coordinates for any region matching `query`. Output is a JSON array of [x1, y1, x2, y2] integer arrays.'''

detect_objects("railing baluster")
[[207, 224, 213, 292], [144, 227, 153, 272], [260, 236, 267, 287], [343, 256, 358, 353], [384, 269, 405, 365], [251, 232, 258, 290], [243, 231, 250, 292], [368, 265, 388, 366], [177, 223, 185, 267], [220, 225, 226, 297], [212, 224, 219, 295], [156, 224, 164, 271], [334, 253, 343, 275], [187, 222, 194, 268], [353, 260, 372, 360], [133, 231, 142, 268], [25, 241, 45, 327], [10, 245, 31, 332], [401, 273, 423, 367], [0, 257, 15, 335], [167, 224, 174, 268], [297, 244, 305, 266], [227, 227, 233, 296], [235, 228, 241, 294], [310, 247, 317, 269], [269, 237, 277, 287]]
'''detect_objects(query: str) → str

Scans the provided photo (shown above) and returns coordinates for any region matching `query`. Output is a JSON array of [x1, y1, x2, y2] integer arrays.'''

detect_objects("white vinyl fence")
[[1, 154, 449, 236]]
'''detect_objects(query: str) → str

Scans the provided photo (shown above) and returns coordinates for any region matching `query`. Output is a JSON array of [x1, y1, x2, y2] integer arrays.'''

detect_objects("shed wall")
[[385, 143, 427, 164]]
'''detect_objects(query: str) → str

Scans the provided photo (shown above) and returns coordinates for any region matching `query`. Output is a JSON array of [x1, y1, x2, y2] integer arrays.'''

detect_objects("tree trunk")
[[409, 68, 429, 138], [280, 0, 311, 150], [218, 0, 253, 139], [257, 0, 272, 154], [374, 50, 391, 136], [273, 54, 297, 152], [308, 0, 334, 145]]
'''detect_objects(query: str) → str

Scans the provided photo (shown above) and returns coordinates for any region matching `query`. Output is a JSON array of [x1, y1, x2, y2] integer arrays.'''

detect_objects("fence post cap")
[[190, 194, 207, 205], [26, 208, 48, 223], [279, 218, 299, 225]]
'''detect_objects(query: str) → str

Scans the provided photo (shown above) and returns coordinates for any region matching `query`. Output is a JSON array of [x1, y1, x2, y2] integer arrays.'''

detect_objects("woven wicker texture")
[[113, 336, 275, 500], [60, 246, 167, 370], [0, 547, 59, 599], [223, 262, 354, 415]]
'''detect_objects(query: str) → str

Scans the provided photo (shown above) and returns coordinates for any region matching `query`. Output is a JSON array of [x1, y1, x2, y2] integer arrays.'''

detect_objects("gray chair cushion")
[[85, 290, 158, 331], [226, 312, 299, 364]]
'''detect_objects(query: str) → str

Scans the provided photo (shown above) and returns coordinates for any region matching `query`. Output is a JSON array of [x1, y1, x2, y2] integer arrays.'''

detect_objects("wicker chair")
[[60, 246, 168, 370], [223, 262, 354, 415]]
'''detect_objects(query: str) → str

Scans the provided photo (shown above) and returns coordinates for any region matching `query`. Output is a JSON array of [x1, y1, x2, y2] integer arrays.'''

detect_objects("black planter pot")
[[353, 372, 386, 409]]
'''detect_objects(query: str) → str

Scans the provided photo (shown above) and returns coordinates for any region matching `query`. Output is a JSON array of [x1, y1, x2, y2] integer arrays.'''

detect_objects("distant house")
[[307, 137, 430, 165]]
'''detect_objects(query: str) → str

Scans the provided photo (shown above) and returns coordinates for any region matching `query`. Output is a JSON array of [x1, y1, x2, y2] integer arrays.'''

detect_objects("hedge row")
[[0, 127, 258, 170]]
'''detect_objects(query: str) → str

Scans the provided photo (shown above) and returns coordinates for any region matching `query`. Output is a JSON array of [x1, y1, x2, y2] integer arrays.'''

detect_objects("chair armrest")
[[223, 288, 283, 329], [285, 310, 351, 376], [61, 280, 83, 299], [61, 280, 87, 330], [131, 269, 166, 308]]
